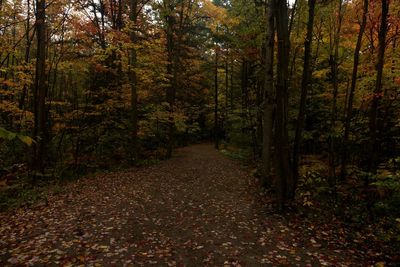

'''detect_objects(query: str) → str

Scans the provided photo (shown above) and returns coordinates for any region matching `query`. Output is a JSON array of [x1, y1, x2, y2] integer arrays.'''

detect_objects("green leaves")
[[0, 127, 16, 140], [0, 127, 34, 146]]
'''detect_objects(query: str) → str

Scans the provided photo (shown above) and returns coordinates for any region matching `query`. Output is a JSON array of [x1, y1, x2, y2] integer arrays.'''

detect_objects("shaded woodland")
[[1, 0, 400, 263]]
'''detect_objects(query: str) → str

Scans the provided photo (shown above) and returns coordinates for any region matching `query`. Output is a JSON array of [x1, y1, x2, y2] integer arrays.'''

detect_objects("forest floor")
[[0, 144, 390, 266]]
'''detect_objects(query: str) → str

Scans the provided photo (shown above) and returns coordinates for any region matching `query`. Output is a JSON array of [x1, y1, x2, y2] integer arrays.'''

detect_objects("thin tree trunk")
[[100, 0, 106, 48], [225, 50, 229, 121], [241, 59, 248, 131], [32, 0, 47, 173], [117, 0, 123, 30], [292, 0, 316, 190], [165, 1, 176, 158], [288, 0, 298, 37], [262, 0, 275, 185], [340, 0, 368, 180], [328, 0, 343, 186], [230, 57, 234, 110], [129, 0, 139, 162], [368, 0, 389, 174], [110, 0, 116, 28], [214, 36, 219, 150], [19, 0, 32, 110]]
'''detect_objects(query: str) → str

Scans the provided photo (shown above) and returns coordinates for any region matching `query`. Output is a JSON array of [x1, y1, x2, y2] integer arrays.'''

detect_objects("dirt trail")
[[1, 144, 369, 266]]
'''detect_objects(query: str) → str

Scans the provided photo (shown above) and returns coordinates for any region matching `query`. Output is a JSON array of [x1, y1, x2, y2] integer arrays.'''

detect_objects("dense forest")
[[1, 0, 400, 265]]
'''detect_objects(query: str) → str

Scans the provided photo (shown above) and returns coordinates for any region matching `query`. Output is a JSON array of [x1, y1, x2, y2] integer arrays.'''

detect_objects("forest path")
[[1, 144, 368, 266]]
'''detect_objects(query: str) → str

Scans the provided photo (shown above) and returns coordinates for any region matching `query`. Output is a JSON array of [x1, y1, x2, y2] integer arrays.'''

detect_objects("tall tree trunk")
[[256, 79, 263, 156], [288, 0, 298, 37], [368, 0, 389, 174], [292, 0, 316, 190], [165, 1, 176, 158], [262, 0, 275, 185], [129, 0, 139, 162], [230, 57, 234, 110], [33, 0, 47, 173], [340, 0, 368, 180], [99, 0, 106, 49], [274, 0, 293, 208], [214, 38, 219, 150], [110, 0, 116, 28], [19, 0, 32, 110], [328, 0, 343, 186], [241, 59, 248, 132], [225, 50, 229, 122], [117, 0, 123, 30]]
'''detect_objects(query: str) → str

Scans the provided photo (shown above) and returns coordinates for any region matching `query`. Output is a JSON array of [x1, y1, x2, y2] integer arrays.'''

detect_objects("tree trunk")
[[214, 38, 219, 150], [274, 0, 293, 208], [225, 50, 229, 122], [340, 0, 368, 180], [165, 1, 177, 158], [19, 0, 32, 110], [262, 0, 275, 185], [368, 0, 389, 174], [32, 0, 47, 173], [292, 0, 316, 190], [129, 0, 139, 163], [288, 0, 298, 37], [230, 57, 234, 110], [117, 0, 123, 30], [328, 0, 343, 186], [241, 59, 248, 132]]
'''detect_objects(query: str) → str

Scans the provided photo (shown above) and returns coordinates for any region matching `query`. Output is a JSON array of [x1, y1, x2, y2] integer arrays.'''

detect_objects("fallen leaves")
[[0, 145, 390, 265]]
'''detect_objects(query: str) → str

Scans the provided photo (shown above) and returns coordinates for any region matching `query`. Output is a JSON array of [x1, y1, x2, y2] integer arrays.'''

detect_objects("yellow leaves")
[[47, 101, 69, 107], [313, 69, 329, 79], [202, 1, 238, 31], [98, 245, 109, 251], [0, 89, 15, 97], [303, 200, 313, 207], [17, 135, 34, 146]]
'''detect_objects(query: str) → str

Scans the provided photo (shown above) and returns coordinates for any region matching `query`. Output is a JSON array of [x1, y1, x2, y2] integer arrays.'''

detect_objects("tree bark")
[[262, 0, 275, 185], [32, 0, 47, 173], [292, 0, 316, 190], [241, 59, 248, 131], [214, 35, 219, 150], [129, 0, 139, 163], [225, 50, 229, 122], [340, 0, 368, 180], [328, 0, 343, 186], [274, 0, 293, 208], [19, 0, 32, 110], [368, 0, 389, 174], [165, 0, 177, 158], [230, 57, 234, 110]]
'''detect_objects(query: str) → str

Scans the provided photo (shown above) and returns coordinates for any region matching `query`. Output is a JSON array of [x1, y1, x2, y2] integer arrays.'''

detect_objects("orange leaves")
[[94, 63, 108, 73]]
